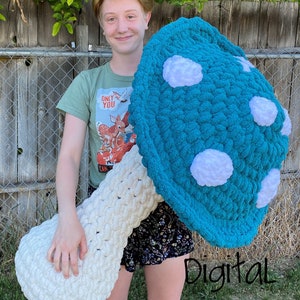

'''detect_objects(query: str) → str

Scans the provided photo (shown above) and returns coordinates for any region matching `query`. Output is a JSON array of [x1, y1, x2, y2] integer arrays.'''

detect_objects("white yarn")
[[163, 55, 203, 88], [281, 108, 292, 136], [256, 168, 280, 208], [15, 145, 163, 300], [235, 56, 255, 72], [190, 149, 234, 186], [249, 96, 278, 126]]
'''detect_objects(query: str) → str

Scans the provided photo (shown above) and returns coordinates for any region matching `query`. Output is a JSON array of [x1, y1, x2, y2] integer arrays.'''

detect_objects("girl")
[[47, 1, 194, 299]]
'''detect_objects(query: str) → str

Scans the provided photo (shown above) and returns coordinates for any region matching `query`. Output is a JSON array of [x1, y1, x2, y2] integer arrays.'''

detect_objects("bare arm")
[[47, 113, 88, 278]]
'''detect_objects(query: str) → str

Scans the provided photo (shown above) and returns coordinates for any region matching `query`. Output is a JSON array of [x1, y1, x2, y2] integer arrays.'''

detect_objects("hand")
[[47, 217, 88, 279]]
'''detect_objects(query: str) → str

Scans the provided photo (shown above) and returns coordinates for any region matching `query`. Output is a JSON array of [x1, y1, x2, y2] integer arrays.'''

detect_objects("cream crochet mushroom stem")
[[15, 145, 163, 300]]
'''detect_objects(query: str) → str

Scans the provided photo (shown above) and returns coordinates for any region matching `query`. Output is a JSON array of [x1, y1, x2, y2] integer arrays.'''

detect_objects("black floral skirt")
[[121, 201, 194, 272], [88, 186, 194, 272]]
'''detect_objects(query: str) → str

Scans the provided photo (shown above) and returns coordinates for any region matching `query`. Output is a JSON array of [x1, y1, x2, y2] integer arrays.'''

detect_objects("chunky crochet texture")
[[129, 17, 291, 248], [15, 17, 291, 299], [15, 146, 163, 300]]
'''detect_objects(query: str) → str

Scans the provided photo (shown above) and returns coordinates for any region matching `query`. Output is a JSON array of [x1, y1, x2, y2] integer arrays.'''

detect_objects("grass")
[[129, 258, 300, 300], [1, 195, 299, 300], [2, 242, 299, 300]]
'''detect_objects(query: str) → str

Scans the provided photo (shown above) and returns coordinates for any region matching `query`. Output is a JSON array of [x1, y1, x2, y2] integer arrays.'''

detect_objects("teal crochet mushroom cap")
[[129, 17, 291, 248]]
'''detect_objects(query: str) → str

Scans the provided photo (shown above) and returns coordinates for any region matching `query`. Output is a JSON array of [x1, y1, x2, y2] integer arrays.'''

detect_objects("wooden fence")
[[0, 1, 299, 48]]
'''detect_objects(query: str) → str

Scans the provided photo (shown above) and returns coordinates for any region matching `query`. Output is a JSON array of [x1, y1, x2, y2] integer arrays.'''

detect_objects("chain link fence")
[[0, 46, 299, 261]]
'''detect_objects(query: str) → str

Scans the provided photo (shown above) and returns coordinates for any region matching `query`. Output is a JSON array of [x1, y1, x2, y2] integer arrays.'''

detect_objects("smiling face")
[[100, 0, 151, 57]]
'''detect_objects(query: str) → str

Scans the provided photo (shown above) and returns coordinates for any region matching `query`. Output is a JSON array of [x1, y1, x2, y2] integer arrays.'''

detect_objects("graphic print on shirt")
[[96, 87, 136, 173]]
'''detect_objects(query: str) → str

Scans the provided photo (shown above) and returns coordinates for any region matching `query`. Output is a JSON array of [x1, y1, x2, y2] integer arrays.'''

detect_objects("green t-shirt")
[[57, 62, 135, 187]]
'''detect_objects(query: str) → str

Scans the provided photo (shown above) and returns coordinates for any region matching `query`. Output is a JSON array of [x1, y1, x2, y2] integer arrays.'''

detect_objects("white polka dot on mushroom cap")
[[249, 96, 278, 126], [256, 169, 281, 208], [190, 149, 234, 186], [163, 55, 203, 88], [235, 56, 255, 72], [281, 108, 292, 136]]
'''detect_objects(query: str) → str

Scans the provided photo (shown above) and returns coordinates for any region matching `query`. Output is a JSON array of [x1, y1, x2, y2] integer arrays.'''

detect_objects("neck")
[[109, 51, 142, 76]]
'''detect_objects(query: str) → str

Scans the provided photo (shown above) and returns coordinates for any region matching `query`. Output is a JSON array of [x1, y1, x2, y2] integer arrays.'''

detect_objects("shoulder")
[[79, 63, 109, 80]]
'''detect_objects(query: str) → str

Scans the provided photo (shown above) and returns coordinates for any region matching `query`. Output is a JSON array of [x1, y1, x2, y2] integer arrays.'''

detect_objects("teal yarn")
[[129, 17, 291, 248]]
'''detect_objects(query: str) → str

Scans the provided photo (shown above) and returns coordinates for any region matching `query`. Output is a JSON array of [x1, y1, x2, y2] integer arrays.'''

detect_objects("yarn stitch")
[[15, 17, 291, 299], [129, 17, 291, 248], [15, 146, 163, 299]]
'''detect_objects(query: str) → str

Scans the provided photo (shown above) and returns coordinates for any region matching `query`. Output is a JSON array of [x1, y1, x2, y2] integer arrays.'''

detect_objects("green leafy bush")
[[0, 4, 7, 21]]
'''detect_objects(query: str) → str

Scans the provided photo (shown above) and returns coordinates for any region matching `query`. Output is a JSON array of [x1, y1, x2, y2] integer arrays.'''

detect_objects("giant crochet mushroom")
[[15, 17, 291, 299]]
